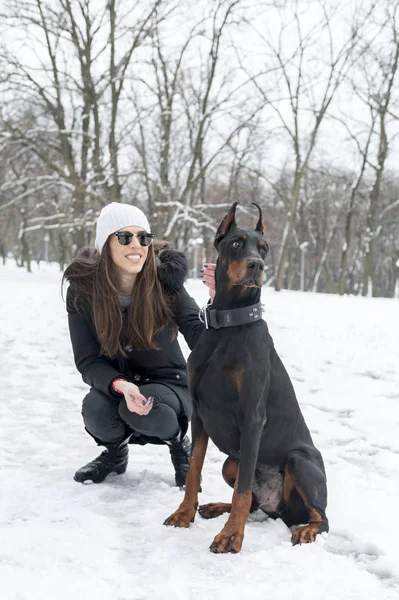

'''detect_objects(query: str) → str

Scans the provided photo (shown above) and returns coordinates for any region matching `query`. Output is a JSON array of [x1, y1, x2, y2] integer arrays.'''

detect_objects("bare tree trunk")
[[338, 124, 373, 295], [0, 0, 164, 248], [249, 0, 361, 290], [312, 210, 341, 293], [18, 210, 32, 272], [363, 32, 399, 296]]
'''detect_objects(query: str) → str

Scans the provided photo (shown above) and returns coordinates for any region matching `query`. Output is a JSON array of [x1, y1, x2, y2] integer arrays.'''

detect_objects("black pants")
[[82, 383, 182, 445]]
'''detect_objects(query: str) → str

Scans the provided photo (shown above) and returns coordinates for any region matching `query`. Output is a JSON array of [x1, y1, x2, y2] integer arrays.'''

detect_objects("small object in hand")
[[142, 398, 148, 406]]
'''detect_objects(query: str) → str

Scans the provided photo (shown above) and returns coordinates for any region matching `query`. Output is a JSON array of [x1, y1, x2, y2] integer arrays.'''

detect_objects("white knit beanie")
[[95, 202, 151, 254]]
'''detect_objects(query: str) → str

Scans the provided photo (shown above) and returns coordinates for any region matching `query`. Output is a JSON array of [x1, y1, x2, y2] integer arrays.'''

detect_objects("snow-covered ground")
[[0, 261, 398, 600]]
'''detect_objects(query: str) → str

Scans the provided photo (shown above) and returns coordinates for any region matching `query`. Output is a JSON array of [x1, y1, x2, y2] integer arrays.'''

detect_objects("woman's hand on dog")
[[117, 381, 153, 415], [201, 263, 216, 301]]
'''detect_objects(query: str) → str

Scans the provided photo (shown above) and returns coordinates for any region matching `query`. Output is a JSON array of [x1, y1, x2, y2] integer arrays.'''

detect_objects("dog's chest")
[[200, 407, 241, 458], [253, 465, 284, 512], [189, 326, 268, 457], [194, 361, 243, 457]]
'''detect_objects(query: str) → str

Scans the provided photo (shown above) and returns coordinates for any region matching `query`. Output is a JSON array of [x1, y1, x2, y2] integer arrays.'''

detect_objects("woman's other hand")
[[201, 263, 216, 301], [117, 381, 153, 415]]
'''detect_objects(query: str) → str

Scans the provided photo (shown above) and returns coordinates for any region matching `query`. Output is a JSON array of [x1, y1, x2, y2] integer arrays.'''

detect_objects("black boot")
[[74, 440, 129, 484], [168, 434, 191, 488]]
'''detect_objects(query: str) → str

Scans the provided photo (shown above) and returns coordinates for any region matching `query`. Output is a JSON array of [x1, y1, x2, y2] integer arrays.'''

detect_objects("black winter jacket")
[[66, 248, 204, 420]]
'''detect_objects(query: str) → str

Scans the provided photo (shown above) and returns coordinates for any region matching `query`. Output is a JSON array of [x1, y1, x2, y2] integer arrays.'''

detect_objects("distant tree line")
[[0, 0, 398, 297]]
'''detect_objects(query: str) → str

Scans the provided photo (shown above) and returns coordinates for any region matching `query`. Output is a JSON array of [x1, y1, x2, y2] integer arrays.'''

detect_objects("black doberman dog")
[[164, 202, 328, 553]]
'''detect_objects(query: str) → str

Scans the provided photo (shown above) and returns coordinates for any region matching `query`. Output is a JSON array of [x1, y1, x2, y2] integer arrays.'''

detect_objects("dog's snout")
[[247, 259, 264, 272]]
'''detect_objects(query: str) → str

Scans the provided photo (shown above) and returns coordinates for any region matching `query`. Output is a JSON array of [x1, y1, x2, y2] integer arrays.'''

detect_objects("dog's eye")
[[232, 241, 241, 249]]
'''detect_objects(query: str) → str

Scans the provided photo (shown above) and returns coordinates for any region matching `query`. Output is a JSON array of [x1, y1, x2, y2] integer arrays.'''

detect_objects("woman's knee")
[[82, 389, 115, 420], [82, 389, 126, 442], [118, 399, 179, 440]]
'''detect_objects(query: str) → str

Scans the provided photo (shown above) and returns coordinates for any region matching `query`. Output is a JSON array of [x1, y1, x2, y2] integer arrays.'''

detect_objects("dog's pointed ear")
[[214, 202, 238, 247], [252, 202, 264, 235]]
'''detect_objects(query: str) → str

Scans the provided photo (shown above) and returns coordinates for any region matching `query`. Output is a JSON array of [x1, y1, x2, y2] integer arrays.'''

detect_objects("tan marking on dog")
[[216, 204, 237, 238], [227, 259, 247, 288], [163, 431, 209, 528], [229, 489, 252, 529], [199, 457, 238, 521], [283, 464, 296, 503], [210, 474, 252, 553], [199, 502, 232, 519], [284, 465, 324, 545], [291, 508, 324, 545], [230, 367, 244, 394], [184, 432, 208, 501], [222, 457, 239, 487]]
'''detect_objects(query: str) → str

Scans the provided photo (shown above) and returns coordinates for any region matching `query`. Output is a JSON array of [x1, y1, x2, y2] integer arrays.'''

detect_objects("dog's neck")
[[212, 265, 262, 311]]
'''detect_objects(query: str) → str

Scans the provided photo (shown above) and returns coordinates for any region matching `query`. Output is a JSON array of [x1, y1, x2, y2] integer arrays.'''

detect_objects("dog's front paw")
[[209, 525, 244, 553], [163, 503, 197, 528]]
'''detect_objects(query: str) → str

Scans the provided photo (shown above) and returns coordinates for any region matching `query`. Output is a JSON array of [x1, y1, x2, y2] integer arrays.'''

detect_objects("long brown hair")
[[63, 240, 174, 357]]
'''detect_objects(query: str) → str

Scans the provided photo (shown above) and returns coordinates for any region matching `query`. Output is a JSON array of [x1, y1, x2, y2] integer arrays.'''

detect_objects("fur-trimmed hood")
[[154, 242, 188, 296]]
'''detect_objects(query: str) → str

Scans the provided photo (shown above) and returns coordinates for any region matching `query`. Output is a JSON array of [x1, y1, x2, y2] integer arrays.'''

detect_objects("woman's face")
[[108, 226, 150, 281]]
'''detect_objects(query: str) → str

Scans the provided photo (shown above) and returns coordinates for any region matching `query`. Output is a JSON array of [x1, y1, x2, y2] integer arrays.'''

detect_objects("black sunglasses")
[[113, 231, 155, 247]]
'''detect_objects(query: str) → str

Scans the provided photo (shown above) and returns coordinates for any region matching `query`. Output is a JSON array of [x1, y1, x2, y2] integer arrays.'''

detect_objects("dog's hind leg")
[[199, 456, 259, 520], [198, 502, 232, 519], [199, 456, 237, 519], [222, 456, 239, 487], [282, 449, 329, 545]]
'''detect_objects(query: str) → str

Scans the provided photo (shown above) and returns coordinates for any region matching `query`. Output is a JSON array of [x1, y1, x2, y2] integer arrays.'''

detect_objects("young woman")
[[63, 202, 215, 488]]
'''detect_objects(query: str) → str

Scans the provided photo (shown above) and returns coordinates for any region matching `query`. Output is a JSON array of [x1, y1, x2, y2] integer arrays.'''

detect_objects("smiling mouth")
[[125, 254, 143, 262]]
